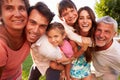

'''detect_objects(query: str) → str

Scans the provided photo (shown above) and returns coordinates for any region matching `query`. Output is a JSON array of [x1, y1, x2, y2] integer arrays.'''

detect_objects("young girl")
[[46, 22, 74, 80], [70, 6, 96, 80]]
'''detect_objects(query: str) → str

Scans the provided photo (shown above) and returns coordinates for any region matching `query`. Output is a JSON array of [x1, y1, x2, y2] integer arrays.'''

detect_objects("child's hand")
[[81, 41, 89, 52], [56, 53, 69, 64], [81, 37, 92, 47], [74, 39, 90, 58], [60, 70, 66, 80]]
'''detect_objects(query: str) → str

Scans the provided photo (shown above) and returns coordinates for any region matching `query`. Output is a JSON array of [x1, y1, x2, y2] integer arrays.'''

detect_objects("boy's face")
[[60, 8, 78, 26]]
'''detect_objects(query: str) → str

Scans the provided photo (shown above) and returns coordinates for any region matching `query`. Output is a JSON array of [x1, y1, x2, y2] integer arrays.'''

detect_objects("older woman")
[[0, 0, 30, 79]]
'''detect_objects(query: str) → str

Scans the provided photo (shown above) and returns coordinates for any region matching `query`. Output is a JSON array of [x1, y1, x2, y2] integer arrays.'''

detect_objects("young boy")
[[58, 0, 78, 26]]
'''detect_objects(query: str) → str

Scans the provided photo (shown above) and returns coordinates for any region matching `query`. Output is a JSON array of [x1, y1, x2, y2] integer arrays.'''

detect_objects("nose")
[[83, 18, 87, 23], [99, 32, 105, 37], [33, 26, 39, 33], [51, 37, 56, 42], [68, 12, 73, 18], [14, 10, 22, 17]]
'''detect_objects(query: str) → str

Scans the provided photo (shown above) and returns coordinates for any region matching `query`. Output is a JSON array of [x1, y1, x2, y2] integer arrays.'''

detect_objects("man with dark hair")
[[26, 2, 55, 80]]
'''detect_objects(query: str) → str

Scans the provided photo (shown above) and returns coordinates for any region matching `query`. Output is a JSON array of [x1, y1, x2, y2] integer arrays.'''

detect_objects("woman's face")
[[1, 0, 28, 30], [78, 10, 92, 33]]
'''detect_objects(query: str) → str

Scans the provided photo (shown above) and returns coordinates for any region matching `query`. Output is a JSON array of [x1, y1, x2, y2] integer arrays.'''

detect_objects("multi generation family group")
[[0, 0, 120, 80]]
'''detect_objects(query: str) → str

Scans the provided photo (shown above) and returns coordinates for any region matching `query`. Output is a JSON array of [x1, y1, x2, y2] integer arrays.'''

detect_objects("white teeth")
[[97, 37, 105, 41], [29, 33, 36, 37], [82, 24, 89, 27], [12, 20, 23, 24]]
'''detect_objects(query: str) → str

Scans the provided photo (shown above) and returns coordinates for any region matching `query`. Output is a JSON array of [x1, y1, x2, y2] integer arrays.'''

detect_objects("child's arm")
[[56, 40, 89, 63], [59, 19, 92, 47], [70, 40, 89, 59], [56, 52, 70, 64], [65, 63, 71, 80], [50, 61, 64, 71]]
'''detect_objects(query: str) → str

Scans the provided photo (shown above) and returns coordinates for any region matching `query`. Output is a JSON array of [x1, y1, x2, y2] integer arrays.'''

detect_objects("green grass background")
[[22, 54, 45, 80]]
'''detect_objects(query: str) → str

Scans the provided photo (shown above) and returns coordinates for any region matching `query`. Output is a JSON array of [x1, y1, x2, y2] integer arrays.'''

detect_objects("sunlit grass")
[[22, 54, 33, 80], [22, 54, 46, 80]]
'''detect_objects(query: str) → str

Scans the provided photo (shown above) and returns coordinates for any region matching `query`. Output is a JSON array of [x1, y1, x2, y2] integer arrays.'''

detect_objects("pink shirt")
[[60, 40, 73, 58], [0, 40, 30, 80]]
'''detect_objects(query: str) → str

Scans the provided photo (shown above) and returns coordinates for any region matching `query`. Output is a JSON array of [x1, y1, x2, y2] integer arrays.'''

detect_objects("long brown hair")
[[74, 6, 96, 62]]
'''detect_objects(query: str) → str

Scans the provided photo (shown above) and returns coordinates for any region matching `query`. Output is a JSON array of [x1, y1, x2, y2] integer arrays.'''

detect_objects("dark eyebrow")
[[40, 24, 48, 27], [28, 19, 37, 24], [3, 4, 13, 7]]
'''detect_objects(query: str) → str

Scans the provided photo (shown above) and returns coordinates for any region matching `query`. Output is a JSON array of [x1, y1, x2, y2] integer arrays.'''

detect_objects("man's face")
[[95, 22, 116, 47], [26, 9, 49, 43], [60, 8, 78, 26]]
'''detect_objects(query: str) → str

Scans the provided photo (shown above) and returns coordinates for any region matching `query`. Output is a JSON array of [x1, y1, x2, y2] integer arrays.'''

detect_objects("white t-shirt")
[[93, 40, 120, 80]]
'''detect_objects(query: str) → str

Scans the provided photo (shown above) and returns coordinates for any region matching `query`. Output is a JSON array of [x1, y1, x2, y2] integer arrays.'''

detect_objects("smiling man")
[[93, 16, 120, 80], [26, 2, 55, 80]]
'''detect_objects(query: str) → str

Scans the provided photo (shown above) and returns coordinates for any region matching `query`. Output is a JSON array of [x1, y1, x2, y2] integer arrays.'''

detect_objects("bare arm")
[[70, 40, 89, 60], [50, 61, 64, 71], [59, 19, 92, 46]]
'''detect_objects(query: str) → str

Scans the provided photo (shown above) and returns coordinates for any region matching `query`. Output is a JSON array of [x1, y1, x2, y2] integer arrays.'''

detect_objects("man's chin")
[[96, 43, 105, 47], [27, 38, 37, 43]]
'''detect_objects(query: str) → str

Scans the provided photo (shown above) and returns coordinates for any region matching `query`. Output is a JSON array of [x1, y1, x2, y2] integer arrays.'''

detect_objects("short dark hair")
[[58, 0, 77, 17], [28, 2, 55, 24]]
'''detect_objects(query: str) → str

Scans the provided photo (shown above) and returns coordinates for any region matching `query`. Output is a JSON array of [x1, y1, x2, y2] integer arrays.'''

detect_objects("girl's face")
[[61, 8, 78, 26], [47, 28, 65, 47], [78, 10, 92, 33], [1, 0, 28, 30]]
